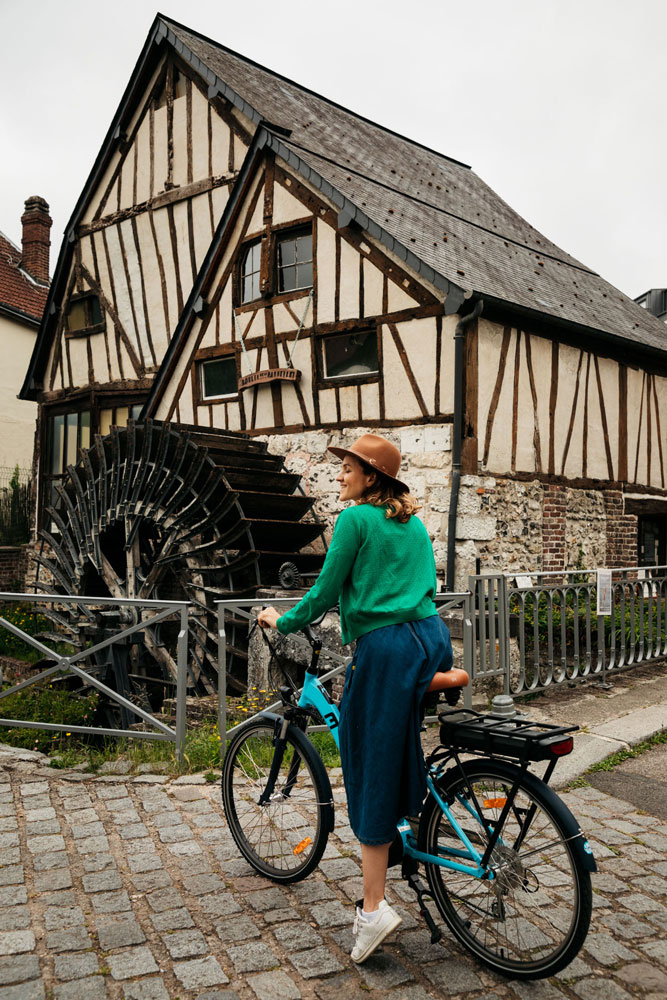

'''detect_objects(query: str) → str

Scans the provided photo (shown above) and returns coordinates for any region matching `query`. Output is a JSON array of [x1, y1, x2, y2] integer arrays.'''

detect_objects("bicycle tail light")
[[293, 837, 312, 855], [548, 738, 574, 756]]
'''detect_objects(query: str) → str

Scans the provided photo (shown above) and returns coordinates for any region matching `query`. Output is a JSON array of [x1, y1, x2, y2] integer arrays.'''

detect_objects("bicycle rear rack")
[[438, 709, 578, 763]]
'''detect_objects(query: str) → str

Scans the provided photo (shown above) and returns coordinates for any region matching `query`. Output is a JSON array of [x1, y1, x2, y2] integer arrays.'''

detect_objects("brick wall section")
[[0, 547, 29, 592], [542, 485, 567, 571], [604, 490, 638, 567]]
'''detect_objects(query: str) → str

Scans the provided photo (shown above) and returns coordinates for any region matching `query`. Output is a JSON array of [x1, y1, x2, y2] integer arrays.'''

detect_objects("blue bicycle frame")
[[297, 657, 492, 882]]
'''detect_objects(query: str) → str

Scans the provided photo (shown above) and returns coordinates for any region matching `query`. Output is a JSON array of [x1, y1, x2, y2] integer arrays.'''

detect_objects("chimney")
[[21, 195, 52, 284]]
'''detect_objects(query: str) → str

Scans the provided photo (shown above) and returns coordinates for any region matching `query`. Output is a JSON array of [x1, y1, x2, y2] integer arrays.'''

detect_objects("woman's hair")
[[358, 462, 421, 523]]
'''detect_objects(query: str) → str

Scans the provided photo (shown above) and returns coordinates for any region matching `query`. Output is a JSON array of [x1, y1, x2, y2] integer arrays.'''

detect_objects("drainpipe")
[[446, 298, 484, 591]]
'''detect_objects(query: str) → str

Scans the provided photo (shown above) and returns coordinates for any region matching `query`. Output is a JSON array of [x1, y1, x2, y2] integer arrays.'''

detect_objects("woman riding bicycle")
[[258, 432, 452, 963]]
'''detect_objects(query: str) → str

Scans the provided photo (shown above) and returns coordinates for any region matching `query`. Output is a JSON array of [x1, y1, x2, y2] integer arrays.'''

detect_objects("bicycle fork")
[[257, 716, 296, 806]]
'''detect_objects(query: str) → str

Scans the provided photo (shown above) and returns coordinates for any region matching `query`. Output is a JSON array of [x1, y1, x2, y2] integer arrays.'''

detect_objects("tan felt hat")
[[328, 433, 409, 493]]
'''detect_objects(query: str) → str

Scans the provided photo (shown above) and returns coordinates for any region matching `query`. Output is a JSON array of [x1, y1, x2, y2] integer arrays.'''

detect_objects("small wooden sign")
[[238, 368, 301, 392]]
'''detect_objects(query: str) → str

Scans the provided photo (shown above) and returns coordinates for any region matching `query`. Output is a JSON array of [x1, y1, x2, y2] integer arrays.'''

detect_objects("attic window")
[[65, 294, 103, 336], [276, 227, 312, 293], [240, 241, 261, 304]]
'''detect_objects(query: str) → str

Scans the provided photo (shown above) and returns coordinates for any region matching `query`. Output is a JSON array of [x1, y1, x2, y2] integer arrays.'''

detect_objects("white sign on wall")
[[597, 569, 612, 616]]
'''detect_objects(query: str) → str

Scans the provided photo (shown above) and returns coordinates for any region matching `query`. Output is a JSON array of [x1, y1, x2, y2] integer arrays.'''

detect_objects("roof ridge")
[[0, 229, 21, 255], [158, 12, 472, 173], [285, 139, 597, 277]]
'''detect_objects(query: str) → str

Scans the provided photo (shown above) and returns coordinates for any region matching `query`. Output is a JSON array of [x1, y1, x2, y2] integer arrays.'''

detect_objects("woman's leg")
[[361, 842, 391, 911]]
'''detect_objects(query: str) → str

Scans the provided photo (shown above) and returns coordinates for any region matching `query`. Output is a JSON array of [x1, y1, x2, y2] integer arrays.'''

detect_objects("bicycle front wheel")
[[222, 717, 333, 883], [420, 758, 592, 979]]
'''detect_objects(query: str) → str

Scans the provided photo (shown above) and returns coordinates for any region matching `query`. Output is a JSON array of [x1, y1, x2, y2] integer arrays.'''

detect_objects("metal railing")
[[470, 566, 667, 696], [0, 594, 189, 761], [216, 592, 473, 740]]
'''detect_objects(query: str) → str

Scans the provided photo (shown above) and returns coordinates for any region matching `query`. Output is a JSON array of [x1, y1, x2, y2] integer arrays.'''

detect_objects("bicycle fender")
[[255, 711, 336, 835], [424, 759, 597, 874]]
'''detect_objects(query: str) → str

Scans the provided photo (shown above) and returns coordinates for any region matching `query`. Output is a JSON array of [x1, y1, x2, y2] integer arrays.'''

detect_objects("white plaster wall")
[[338, 240, 359, 321], [479, 323, 514, 472], [387, 279, 418, 312], [381, 325, 422, 420], [67, 337, 89, 388], [316, 221, 335, 324], [172, 96, 189, 188], [135, 115, 152, 205], [210, 110, 230, 175], [134, 212, 169, 358], [626, 366, 646, 484], [191, 88, 211, 181], [152, 105, 169, 195], [398, 317, 437, 414], [0, 315, 37, 469], [272, 182, 309, 226], [363, 257, 383, 317]]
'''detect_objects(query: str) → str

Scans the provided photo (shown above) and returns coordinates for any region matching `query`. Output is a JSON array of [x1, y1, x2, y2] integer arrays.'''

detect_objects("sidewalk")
[[0, 666, 664, 1000]]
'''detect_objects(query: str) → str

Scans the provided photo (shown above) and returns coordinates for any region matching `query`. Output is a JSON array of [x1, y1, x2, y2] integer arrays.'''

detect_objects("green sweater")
[[276, 503, 437, 645]]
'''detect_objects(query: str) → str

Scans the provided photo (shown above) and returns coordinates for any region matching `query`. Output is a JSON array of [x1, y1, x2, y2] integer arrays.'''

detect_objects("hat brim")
[[328, 444, 410, 494]]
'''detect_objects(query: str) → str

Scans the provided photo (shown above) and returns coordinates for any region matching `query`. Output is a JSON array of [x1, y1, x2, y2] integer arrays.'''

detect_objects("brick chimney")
[[21, 195, 52, 284]]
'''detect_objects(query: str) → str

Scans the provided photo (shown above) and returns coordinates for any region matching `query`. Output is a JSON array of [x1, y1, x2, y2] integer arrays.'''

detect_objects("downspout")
[[446, 298, 484, 591]]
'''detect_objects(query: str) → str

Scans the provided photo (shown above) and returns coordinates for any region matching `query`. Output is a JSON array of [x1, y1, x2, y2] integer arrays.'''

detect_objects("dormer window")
[[65, 293, 103, 336], [276, 227, 312, 293], [240, 241, 261, 304]]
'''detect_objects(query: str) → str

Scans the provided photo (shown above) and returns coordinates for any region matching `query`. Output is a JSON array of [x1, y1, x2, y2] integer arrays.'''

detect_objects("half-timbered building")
[[19, 15, 667, 693]]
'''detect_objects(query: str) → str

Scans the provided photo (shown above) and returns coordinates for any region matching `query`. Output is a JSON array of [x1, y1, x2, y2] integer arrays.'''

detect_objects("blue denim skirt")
[[338, 615, 453, 845]]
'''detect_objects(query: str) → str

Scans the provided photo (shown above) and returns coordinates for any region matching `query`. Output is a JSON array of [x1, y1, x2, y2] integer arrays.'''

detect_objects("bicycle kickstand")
[[403, 862, 442, 944]]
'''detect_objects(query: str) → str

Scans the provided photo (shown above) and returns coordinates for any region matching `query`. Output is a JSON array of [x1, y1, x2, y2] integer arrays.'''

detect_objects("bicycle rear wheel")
[[420, 758, 592, 979], [222, 717, 333, 883]]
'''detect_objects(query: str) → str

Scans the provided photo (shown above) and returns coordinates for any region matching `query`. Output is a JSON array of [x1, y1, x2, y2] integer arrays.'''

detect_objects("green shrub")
[[0, 603, 65, 662], [0, 684, 99, 752], [0, 467, 31, 546]]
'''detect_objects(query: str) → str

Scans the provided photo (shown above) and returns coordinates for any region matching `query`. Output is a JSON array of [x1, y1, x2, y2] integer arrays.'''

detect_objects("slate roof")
[[0, 230, 48, 327], [165, 16, 667, 353]]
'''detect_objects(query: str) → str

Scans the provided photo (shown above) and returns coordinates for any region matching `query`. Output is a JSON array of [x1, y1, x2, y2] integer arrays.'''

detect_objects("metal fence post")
[[175, 604, 188, 763], [497, 574, 511, 695], [463, 588, 474, 708], [217, 604, 227, 750]]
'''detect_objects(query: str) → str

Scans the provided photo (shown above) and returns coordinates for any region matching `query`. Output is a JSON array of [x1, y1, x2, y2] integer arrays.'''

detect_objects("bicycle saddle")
[[426, 668, 469, 693]]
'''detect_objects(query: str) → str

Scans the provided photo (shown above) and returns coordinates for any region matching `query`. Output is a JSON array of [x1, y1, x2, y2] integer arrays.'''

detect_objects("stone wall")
[[0, 546, 29, 593], [260, 423, 453, 576], [260, 422, 639, 585]]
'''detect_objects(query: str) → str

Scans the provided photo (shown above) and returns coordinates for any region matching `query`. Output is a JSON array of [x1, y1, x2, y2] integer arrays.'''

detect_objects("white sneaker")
[[351, 900, 402, 963]]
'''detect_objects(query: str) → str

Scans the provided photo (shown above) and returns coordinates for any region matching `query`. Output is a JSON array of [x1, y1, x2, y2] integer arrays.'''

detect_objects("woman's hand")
[[257, 606, 281, 630]]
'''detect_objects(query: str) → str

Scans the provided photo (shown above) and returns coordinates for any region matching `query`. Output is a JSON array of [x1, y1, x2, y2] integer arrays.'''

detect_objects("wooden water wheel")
[[32, 420, 324, 717]]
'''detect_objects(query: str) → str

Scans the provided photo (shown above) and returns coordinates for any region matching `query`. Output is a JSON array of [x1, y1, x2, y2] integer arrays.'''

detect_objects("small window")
[[321, 330, 379, 380], [240, 242, 261, 304], [277, 228, 313, 293], [48, 410, 91, 477], [65, 294, 103, 334], [201, 357, 237, 400]]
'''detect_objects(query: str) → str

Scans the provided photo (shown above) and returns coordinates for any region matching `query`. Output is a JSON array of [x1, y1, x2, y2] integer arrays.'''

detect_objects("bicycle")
[[221, 620, 597, 980]]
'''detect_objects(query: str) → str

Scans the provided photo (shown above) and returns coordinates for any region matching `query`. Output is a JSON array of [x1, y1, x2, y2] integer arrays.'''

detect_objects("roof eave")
[[478, 292, 667, 364]]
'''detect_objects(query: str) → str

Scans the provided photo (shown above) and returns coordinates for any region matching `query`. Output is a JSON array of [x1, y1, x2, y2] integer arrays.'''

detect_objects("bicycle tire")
[[419, 758, 592, 979], [222, 716, 334, 883]]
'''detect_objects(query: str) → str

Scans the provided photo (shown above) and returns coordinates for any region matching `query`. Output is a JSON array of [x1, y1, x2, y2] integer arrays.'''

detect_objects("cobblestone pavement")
[[0, 746, 666, 1000]]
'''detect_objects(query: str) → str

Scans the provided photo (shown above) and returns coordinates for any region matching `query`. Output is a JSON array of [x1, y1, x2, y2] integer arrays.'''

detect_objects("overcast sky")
[[1, 0, 665, 300]]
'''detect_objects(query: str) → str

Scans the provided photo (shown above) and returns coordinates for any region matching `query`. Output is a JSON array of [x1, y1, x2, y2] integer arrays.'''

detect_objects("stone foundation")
[[260, 422, 643, 585]]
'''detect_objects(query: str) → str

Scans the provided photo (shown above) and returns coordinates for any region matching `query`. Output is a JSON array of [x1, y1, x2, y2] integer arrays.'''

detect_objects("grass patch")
[[586, 727, 667, 773], [0, 683, 98, 753], [0, 603, 74, 663]]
